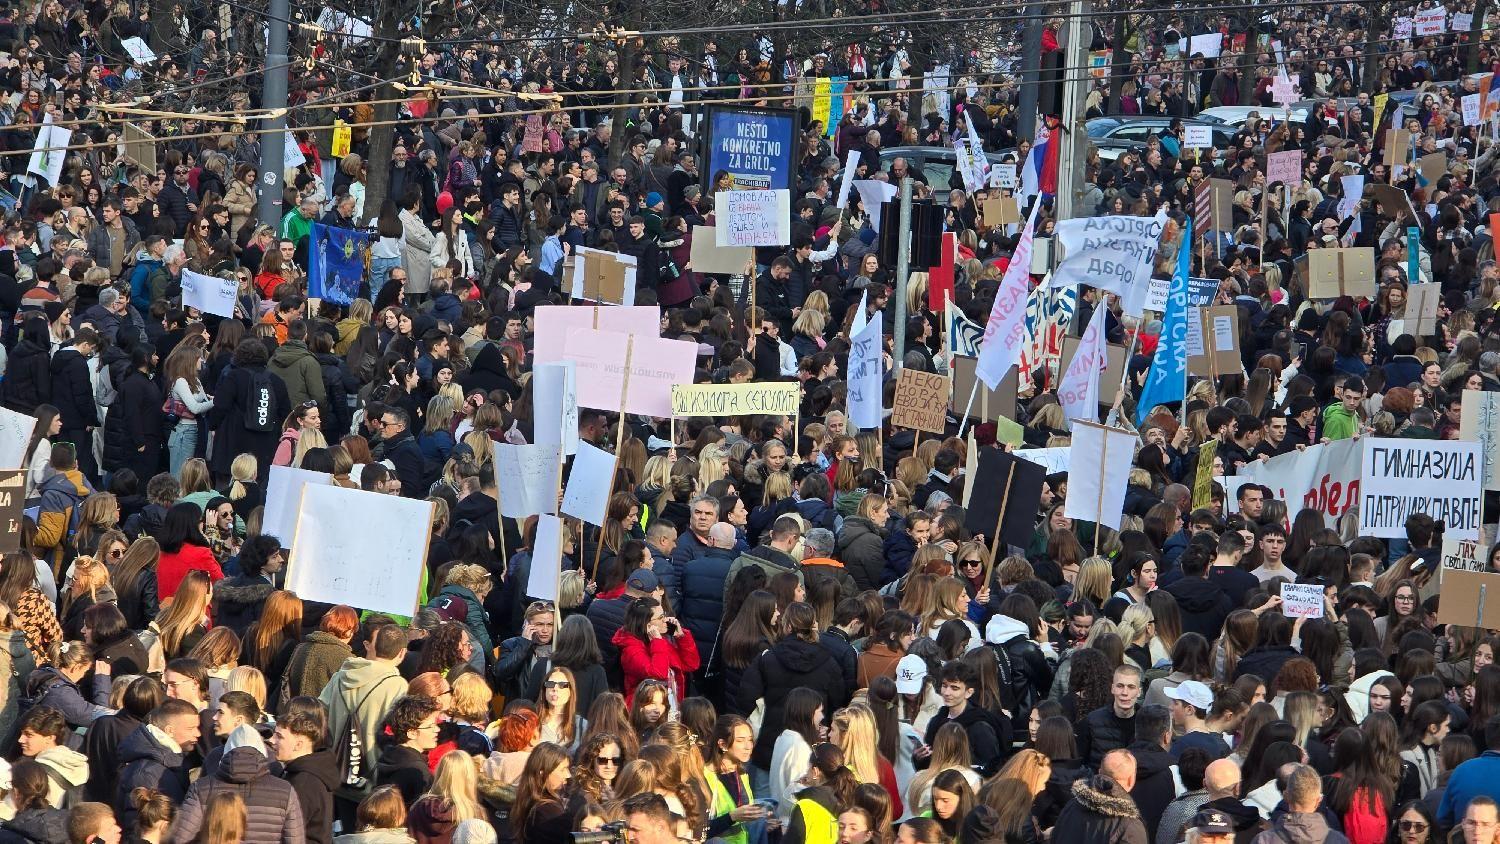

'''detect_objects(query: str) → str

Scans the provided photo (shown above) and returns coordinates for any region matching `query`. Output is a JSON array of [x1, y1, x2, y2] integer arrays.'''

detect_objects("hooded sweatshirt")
[[318, 658, 407, 785], [1322, 401, 1358, 441], [33, 746, 87, 809], [1344, 670, 1394, 724]]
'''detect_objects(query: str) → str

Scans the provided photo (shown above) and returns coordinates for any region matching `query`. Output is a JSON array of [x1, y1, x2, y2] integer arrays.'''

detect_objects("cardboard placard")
[[123, 122, 157, 173], [1418, 151, 1448, 186], [1061, 336, 1128, 405], [963, 448, 1047, 550], [1280, 582, 1326, 618], [1187, 305, 1242, 377], [690, 226, 754, 275], [1303, 247, 1377, 300], [1194, 438, 1219, 509], [0, 471, 20, 554], [950, 354, 1017, 423], [1436, 568, 1500, 629], [570, 248, 634, 305], [981, 195, 1020, 228], [1369, 183, 1419, 221], [891, 369, 951, 434], [1384, 129, 1412, 167], [1403, 283, 1442, 337]]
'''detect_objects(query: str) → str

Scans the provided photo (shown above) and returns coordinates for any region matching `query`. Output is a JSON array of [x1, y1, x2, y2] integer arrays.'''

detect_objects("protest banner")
[[1061, 336, 1128, 406], [1058, 305, 1106, 424], [522, 114, 545, 153], [1464, 93, 1483, 125], [671, 383, 800, 417], [286, 484, 431, 618], [718, 189, 792, 246], [689, 227, 754, 275], [307, 223, 369, 306], [1231, 439, 1361, 528], [1403, 283, 1442, 337], [263, 466, 331, 548], [1188, 305, 1242, 378], [835, 149, 860, 208], [1361, 440, 1482, 541], [561, 442, 616, 526], [1303, 247, 1376, 299], [532, 362, 579, 456], [1016, 447, 1070, 474], [975, 202, 1041, 388], [848, 312, 884, 430], [527, 514, 564, 601], [964, 448, 1046, 566], [951, 354, 1018, 424], [1049, 214, 1166, 310], [180, 269, 237, 319], [1461, 391, 1500, 491], [0, 471, 20, 554], [1266, 150, 1303, 186], [1065, 422, 1136, 535], [564, 327, 699, 417], [992, 164, 1017, 190], [891, 369, 950, 434], [532, 305, 660, 365], [1414, 6, 1447, 34], [0, 407, 37, 469], [1280, 583, 1326, 618], [496, 443, 562, 518], [1437, 568, 1500, 629], [1194, 439, 1219, 509]]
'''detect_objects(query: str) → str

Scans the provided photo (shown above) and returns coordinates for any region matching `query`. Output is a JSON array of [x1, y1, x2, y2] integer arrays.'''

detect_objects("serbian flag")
[[1018, 116, 1062, 206]]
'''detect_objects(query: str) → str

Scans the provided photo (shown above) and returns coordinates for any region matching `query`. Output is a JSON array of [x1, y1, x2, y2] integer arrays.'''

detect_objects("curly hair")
[[381, 695, 441, 746], [1067, 647, 1115, 716]]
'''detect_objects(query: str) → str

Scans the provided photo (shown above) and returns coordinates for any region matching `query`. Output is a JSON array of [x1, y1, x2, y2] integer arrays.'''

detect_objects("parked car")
[[1084, 115, 1236, 148], [1198, 105, 1311, 128], [871, 145, 1017, 203]]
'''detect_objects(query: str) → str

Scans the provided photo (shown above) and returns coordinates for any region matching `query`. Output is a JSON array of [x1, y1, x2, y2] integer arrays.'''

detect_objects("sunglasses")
[[107, 549, 124, 559], [595, 755, 621, 766], [1399, 821, 1428, 832], [959, 559, 982, 567], [544, 680, 571, 689]]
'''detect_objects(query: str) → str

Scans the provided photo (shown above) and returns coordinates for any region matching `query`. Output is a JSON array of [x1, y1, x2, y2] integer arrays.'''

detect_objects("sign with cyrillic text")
[[670, 382, 800, 417], [1360, 441, 1482, 541]]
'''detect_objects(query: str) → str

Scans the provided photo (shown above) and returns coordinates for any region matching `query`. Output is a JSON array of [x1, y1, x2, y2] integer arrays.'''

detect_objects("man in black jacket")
[[1077, 664, 1141, 769], [273, 708, 339, 844], [114, 699, 199, 825], [1164, 535, 1233, 641], [1126, 704, 1178, 837], [1051, 753, 1150, 844], [922, 660, 1010, 775], [755, 258, 799, 337], [156, 164, 199, 237], [82, 675, 156, 805], [51, 328, 99, 478], [373, 408, 425, 498]]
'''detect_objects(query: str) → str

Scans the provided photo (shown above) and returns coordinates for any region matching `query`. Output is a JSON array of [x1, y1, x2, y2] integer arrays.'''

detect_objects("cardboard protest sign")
[[1403, 283, 1442, 337], [980, 195, 1020, 228], [0, 408, 37, 469], [1280, 582, 1326, 618], [286, 485, 431, 618], [1461, 391, 1500, 491], [181, 269, 237, 319], [1360, 440, 1482, 541], [1183, 125, 1213, 148], [963, 448, 1047, 550], [0, 471, 20, 554], [718, 189, 792, 246], [1384, 129, 1412, 167], [263, 467, 331, 548], [1369, 183, 1418, 221], [1061, 336, 1128, 406], [496, 443, 562, 518], [891, 369, 951, 434], [1418, 151, 1448, 186], [569, 248, 635, 305], [1303, 248, 1376, 300], [690, 227, 753, 275], [527, 514, 564, 601], [1437, 568, 1500, 629], [950, 354, 1018, 423], [1188, 305, 1242, 378], [564, 328, 699, 418], [123, 122, 157, 173], [1194, 439, 1219, 509], [532, 305, 660, 365], [671, 383, 800, 417], [1064, 422, 1136, 531]]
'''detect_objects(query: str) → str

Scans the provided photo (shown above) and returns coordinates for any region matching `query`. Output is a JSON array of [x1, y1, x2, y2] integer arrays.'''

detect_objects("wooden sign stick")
[[985, 462, 1017, 589], [593, 337, 636, 582]]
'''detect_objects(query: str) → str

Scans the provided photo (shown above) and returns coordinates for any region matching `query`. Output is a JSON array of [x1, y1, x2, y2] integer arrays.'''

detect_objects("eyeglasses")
[[1398, 820, 1428, 833], [378, 420, 398, 429], [595, 755, 621, 766], [544, 680, 571, 689]]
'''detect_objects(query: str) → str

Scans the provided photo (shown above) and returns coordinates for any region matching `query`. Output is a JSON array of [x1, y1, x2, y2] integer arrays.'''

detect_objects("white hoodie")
[[1344, 669, 1395, 724]]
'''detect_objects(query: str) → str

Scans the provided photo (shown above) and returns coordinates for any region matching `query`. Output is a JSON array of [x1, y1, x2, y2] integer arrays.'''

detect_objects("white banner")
[[1058, 303, 1105, 423], [1233, 439, 1361, 528], [1050, 213, 1165, 316], [976, 201, 1041, 389], [1361, 440, 1482, 541], [181, 269, 237, 319], [848, 312, 884, 430], [718, 189, 792, 246]]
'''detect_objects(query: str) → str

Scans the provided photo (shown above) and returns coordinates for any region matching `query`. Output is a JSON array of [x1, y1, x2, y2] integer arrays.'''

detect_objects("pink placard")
[[1266, 150, 1303, 187], [564, 327, 699, 417], [532, 304, 661, 364]]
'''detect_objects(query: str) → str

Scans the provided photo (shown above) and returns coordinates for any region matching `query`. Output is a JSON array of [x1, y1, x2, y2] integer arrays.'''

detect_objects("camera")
[[571, 821, 628, 844]]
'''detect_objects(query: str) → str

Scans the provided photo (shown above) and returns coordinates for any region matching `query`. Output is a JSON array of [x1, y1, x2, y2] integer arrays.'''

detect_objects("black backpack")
[[244, 369, 278, 433], [334, 675, 402, 799]]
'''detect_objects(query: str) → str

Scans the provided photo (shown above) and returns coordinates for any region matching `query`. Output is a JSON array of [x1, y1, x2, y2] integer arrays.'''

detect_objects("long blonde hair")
[[228, 454, 258, 501], [154, 570, 212, 656], [61, 555, 110, 617], [833, 704, 882, 785], [1073, 557, 1114, 606], [428, 750, 485, 822], [293, 428, 328, 468]]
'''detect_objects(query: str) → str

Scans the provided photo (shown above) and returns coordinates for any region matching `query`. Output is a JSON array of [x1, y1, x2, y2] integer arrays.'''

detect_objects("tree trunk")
[[1469, 0, 1491, 73], [606, 37, 637, 169], [1109, 11, 1130, 110], [358, 8, 404, 217], [1362, 1, 1382, 92]]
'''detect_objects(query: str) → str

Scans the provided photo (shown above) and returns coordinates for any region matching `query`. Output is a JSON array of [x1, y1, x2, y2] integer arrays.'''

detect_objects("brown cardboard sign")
[[891, 369, 951, 434], [123, 122, 157, 173], [1188, 305, 1242, 378], [980, 196, 1020, 228], [690, 226, 754, 275], [581, 250, 628, 304], [1061, 336, 1128, 405], [1418, 151, 1449, 186], [1384, 128, 1412, 167], [950, 354, 1017, 423], [1368, 183, 1418, 221], [1436, 568, 1500, 629], [1304, 247, 1376, 300], [1404, 282, 1442, 338]]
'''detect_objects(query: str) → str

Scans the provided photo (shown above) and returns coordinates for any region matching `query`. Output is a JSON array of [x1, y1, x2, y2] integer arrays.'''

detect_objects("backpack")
[[334, 675, 402, 797], [244, 369, 278, 433]]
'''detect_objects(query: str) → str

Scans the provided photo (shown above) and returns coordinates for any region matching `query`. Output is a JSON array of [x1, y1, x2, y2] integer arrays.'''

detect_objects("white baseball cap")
[[895, 654, 928, 695], [1164, 679, 1214, 711]]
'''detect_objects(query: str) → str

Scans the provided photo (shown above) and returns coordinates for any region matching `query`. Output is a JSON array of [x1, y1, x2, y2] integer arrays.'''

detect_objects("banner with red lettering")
[[1230, 439, 1362, 528]]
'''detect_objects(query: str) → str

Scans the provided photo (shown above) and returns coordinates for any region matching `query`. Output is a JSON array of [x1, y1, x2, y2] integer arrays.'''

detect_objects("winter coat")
[[47, 347, 97, 431], [283, 632, 354, 703], [33, 745, 87, 809], [0, 630, 34, 747], [82, 711, 141, 805], [881, 530, 918, 585], [101, 368, 163, 471], [11, 589, 61, 663], [679, 547, 735, 660], [738, 637, 848, 769], [374, 743, 431, 806], [400, 210, 435, 295], [834, 516, 886, 591], [612, 627, 700, 705], [1235, 645, 1299, 683], [1050, 776, 1149, 844], [983, 615, 1054, 734], [33, 470, 91, 573], [1125, 740, 1177, 836], [214, 574, 276, 637], [157, 542, 223, 601], [23, 666, 108, 739], [1251, 812, 1349, 844], [114, 724, 191, 819], [724, 545, 801, 602], [283, 750, 339, 844], [115, 566, 159, 630], [1077, 705, 1138, 769], [208, 363, 292, 477], [0, 338, 50, 413], [266, 340, 326, 412], [226, 180, 257, 236], [167, 744, 307, 844], [318, 659, 408, 786], [431, 584, 492, 659], [799, 558, 857, 601], [0, 808, 68, 844], [1164, 576, 1232, 642]]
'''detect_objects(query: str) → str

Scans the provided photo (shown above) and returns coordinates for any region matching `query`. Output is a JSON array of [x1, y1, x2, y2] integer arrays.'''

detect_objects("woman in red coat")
[[611, 596, 700, 706], [156, 501, 225, 600]]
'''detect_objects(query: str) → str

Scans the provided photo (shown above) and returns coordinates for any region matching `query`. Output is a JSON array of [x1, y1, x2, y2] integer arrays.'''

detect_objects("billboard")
[[703, 106, 798, 192]]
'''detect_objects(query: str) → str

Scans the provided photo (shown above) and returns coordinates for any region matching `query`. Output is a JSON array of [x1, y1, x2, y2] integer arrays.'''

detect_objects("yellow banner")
[[670, 383, 800, 417], [811, 77, 832, 131], [331, 120, 351, 158]]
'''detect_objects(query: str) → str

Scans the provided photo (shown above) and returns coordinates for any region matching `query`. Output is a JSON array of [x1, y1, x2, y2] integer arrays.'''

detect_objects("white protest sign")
[[853, 180, 899, 232], [1182, 277, 1220, 358], [1272, 75, 1298, 105], [1338, 175, 1365, 221], [120, 37, 155, 64], [847, 311, 884, 430], [495, 443, 562, 518], [992, 163, 1017, 190], [1183, 125, 1213, 148], [1232, 439, 1361, 528], [26, 117, 70, 189], [1395, 17, 1413, 38], [284, 130, 306, 170], [180, 269, 237, 319], [1015, 447, 1070, 474], [1442, 536, 1485, 572], [532, 361, 580, 456], [561, 442, 616, 526], [0, 407, 37, 469], [1360, 440, 1482, 541], [532, 305, 659, 365], [262, 466, 332, 548], [285, 484, 431, 618], [1455, 10, 1474, 30], [718, 189, 792, 246], [1415, 7, 1447, 34], [1461, 391, 1500, 491], [1050, 214, 1165, 315], [527, 514, 564, 601], [835, 150, 860, 209], [1063, 422, 1136, 530], [1187, 33, 1222, 57], [564, 328, 700, 417], [1464, 93, 1482, 125], [1280, 582, 1326, 618]]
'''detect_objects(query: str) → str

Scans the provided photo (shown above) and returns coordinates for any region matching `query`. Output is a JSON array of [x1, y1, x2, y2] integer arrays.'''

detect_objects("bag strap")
[[346, 673, 403, 721]]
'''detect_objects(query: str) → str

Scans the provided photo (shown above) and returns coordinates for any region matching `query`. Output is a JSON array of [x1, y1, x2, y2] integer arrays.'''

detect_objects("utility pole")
[[1053, 0, 1091, 223], [1016, 4, 1045, 142], [892, 177, 913, 373], [256, 0, 291, 227]]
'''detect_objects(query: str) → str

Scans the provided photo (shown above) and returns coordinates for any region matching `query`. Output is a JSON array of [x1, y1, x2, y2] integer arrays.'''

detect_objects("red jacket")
[[157, 543, 225, 600], [612, 627, 700, 706]]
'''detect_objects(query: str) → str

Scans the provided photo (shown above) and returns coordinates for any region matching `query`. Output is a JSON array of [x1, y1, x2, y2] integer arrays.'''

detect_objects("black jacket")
[[374, 743, 432, 806], [0, 809, 68, 844], [834, 516, 886, 591], [1077, 705, 1137, 769], [213, 575, 276, 638], [381, 430, 426, 498], [282, 750, 338, 844], [48, 347, 96, 430], [678, 546, 736, 660], [1, 338, 50, 414], [738, 637, 848, 769], [1051, 776, 1149, 844], [923, 701, 1011, 775], [114, 724, 190, 822], [1164, 576, 1233, 641], [1126, 740, 1177, 836], [102, 369, 163, 471], [81, 711, 142, 804], [1234, 644, 1299, 682]]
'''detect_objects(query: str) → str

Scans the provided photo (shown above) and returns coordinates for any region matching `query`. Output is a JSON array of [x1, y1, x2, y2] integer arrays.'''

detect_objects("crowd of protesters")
[[5, 0, 1500, 841]]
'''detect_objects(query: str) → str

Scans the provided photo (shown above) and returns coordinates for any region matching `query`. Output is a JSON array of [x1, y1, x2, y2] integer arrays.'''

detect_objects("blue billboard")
[[705, 107, 797, 192]]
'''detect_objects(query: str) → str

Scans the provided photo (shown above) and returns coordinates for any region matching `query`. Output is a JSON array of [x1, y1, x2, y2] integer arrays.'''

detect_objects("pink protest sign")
[[1266, 150, 1303, 187], [564, 327, 699, 417], [532, 304, 661, 364]]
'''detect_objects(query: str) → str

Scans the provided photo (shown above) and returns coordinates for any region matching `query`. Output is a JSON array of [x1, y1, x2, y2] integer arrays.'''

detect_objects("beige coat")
[[224, 180, 257, 239], [400, 209, 435, 294]]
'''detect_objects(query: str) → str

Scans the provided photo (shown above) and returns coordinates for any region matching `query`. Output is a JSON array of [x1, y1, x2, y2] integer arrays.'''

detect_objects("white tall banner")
[[0, 407, 38, 469], [262, 466, 332, 548], [1057, 303, 1106, 423], [527, 514, 564, 602], [496, 443, 562, 518], [975, 201, 1041, 389], [532, 362, 579, 456], [286, 484, 431, 617], [561, 442, 616, 526], [180, 269, 238, 318], [1063, 423, 1136, 530], [1049, 214, 1165, 315], [847, 311, 884, 430], [26, 116, 71, 188], [835, 150, 860, 209], [850, 289, 870, 339], [962, 108, 989, 188], [853, 180, 899, 232], [1360, 440, 1482, 540]]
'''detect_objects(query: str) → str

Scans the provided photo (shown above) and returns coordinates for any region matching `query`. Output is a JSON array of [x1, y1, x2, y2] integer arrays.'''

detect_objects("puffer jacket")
[[738, 637, 847, 769], [167, 730, 306, 844], [612, 626, 700, 706], [33, 745, 87, 809], [114, 724, 191, 819], [430, 583, 492, 661], [0, 808, 68, 844], [266, 340, 326, 411], [213, 575, 277, 637], [33, 469, 92, 573], [834, 515, 886, 591], [881, 530, 918, 585], [794, 497, 836, 532], [22, 666, 108, 742], [315, 352, 355, 440], [678, 547, 735, 660], [0, 337, 50, 413], [283, 632, 354, 703], [1050, 776, 1149, 844]]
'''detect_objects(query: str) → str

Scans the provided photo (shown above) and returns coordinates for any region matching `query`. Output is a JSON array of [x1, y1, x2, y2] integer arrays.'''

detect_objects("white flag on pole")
[[975, 201, 1041, 389]]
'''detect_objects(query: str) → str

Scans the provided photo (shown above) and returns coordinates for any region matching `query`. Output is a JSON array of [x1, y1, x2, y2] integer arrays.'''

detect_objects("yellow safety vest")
[[794, 796, 839, 844], [705, 768, 754, 844]]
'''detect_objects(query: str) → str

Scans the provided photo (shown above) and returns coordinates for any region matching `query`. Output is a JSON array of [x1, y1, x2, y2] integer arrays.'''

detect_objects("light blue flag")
[[1136, 221, 1193, 425]]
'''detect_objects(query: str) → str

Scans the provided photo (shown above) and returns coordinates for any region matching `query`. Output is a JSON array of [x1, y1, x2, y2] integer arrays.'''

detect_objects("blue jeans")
[[369, 255, 400, 294], [168, 420, 197, 476]]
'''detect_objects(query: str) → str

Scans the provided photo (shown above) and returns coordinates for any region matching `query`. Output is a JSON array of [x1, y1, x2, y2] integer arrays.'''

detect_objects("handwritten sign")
[[561, 442, 616, 526], [992, 163, 1017, 190], [1184, 125, 1213, 148], [0, 471, 20, 554], [496, 443, 562, 518], [1464, 93, 1482, 125], [671, 383, 800, 417], [1414, 7, 1447, 34], [522, 114, 545, 153], [0, 407, 37, 469], [890, 369, 950, 434], [718, 189, 792, 247], [1280, 582, 1326, 618], [1266, 150, 1303, 187], [1394, 17, 1413, 39], [181, 269, 237, 319], [1455, 11, 1474, 30], [1272, 75, 1298, 105]]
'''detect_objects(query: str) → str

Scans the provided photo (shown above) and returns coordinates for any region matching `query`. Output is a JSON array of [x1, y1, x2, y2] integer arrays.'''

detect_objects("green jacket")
[[1322, 402, 1358, 441], [265, 340, 326, 410], [280, 209, 313, 245]]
